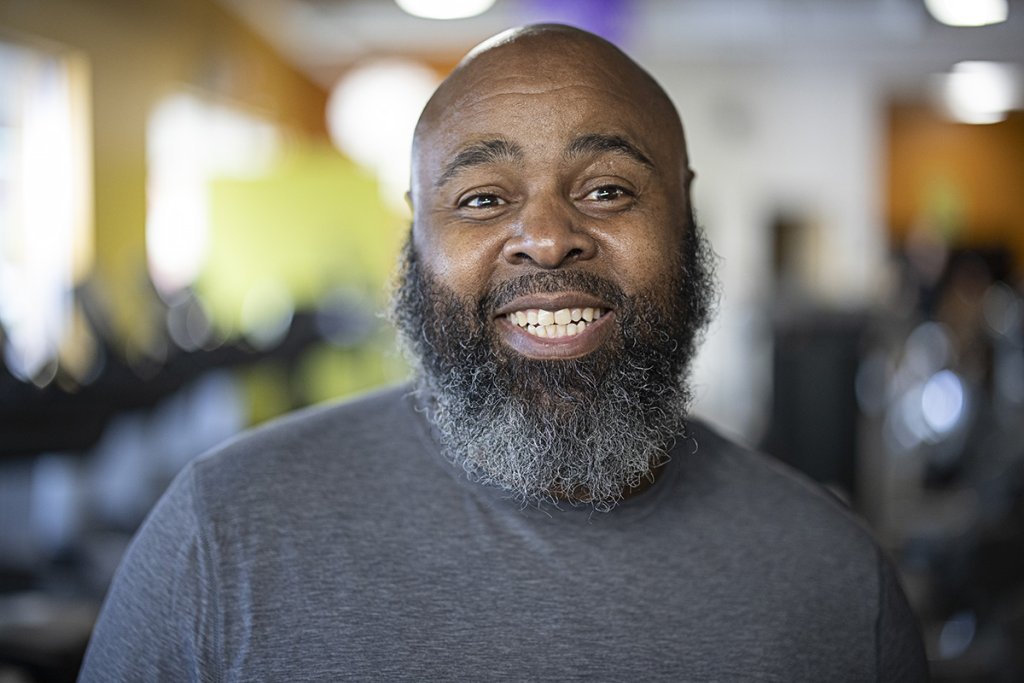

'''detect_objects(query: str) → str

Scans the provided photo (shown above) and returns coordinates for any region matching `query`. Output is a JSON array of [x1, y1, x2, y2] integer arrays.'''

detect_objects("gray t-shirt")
[[79, 383, 928, 681]]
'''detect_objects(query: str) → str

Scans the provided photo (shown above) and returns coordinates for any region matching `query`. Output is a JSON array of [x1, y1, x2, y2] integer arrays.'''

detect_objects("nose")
[[501, 197, 598, 269]]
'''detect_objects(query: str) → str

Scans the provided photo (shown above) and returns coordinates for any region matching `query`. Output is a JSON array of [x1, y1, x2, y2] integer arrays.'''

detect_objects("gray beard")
[[390, 224, 715, 511], [423, 361, 688, 511]]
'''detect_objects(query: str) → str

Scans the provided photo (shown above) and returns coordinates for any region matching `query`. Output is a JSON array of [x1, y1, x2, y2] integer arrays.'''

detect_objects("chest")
[[212, 506, 878, 681]]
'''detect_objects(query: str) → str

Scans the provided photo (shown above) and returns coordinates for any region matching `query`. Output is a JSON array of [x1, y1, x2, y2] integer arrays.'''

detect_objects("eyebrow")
[[435, 138, 524, 187], [564, 133, 654, 168]]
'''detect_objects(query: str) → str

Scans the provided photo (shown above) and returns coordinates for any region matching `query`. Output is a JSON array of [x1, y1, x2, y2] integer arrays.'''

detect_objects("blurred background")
[[0, 0, 1022, 679]]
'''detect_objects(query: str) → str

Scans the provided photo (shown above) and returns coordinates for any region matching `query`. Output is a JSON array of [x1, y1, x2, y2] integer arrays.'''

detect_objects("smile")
[[494, 293, 615, 359], [505, 307, 606, 338]]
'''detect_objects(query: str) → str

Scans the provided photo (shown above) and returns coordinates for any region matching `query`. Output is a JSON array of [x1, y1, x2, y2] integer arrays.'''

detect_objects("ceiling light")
[[395, 0, 496, 20], [326, 60, 439, 212], [939, 61, 1021, 124], [923, 0, 1008, 27]]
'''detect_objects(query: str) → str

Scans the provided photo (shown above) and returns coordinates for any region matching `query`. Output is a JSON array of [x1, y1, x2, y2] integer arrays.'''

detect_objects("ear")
[[681, 167, 696, 212], [683, 166, 696, 190], [405, 190, 414, 212]]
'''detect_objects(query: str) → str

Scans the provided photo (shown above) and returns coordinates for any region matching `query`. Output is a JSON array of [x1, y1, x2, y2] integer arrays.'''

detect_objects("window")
[[145, 91, 279, 299], [0, 39, 92, 385]]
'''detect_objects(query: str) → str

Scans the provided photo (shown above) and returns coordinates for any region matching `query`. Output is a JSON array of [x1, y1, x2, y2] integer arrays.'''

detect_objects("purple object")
[[516, 0, 633, 48]]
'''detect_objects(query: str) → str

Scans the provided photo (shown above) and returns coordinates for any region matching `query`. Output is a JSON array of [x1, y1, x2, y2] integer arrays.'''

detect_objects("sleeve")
[[875, 548, 929, 682], [78, 463, 221, 682]]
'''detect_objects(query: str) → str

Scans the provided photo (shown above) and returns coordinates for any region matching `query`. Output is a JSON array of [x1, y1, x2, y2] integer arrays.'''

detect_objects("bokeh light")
[[924, 0, 1008, 27], [394, 0, 496, 20], [326, 59, 439, 213]]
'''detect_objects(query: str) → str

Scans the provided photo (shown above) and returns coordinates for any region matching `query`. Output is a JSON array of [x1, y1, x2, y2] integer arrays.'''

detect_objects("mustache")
[[480, 270, 627, 315]]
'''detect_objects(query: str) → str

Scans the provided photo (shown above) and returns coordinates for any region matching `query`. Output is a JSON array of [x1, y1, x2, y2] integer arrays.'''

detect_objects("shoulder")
[[181, 381, 432, 522], [678, 419, 886, 594], [192, 382, 419, 480], [205, 381, 418, 458], [680, 420, 928, 678], [685, 418, 874, 543]]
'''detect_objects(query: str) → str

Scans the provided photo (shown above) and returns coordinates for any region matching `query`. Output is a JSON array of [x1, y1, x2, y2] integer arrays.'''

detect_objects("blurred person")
[[79, 25, 927, 681]]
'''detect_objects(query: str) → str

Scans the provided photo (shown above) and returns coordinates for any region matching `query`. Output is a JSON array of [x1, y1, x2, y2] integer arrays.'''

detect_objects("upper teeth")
[[506, 307, 604, 338]]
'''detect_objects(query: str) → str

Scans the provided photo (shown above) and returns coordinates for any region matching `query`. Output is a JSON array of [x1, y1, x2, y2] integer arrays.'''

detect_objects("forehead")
[[415, 41, 680, 176]]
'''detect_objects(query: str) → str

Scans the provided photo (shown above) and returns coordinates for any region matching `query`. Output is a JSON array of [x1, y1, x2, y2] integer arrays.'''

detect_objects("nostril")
[[501, 224, 597, 269], [507, 248, 581, 268]]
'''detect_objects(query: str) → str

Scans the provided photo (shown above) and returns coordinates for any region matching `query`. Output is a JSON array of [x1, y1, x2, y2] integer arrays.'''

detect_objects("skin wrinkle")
[[436, 139, 526, 188], [423, 98, 679, 194], [563, 133, 655, 169], [393, 24, 717, 509], [438, 133, 654, 197], [437, 85, 660, 129]]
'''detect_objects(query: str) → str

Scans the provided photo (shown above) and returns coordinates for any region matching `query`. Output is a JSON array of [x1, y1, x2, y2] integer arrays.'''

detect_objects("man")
[[80, 25, 928, 681]]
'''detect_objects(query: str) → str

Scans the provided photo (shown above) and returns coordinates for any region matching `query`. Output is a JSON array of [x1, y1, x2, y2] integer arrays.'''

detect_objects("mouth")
[[504, 306, 606, 338], [493, 293, 615, 359]]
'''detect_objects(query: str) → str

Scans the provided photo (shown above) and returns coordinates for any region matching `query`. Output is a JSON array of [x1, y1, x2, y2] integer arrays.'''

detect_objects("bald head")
[[411, 24, 691, 210]]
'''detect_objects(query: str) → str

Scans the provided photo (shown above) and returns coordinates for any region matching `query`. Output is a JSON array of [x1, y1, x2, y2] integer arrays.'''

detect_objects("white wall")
[[648, 62, 887, 442]]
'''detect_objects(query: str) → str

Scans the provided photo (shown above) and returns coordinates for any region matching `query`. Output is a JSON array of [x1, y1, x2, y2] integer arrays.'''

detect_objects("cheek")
[[413, 221, 504, 299], [600, 215, 683, 294]]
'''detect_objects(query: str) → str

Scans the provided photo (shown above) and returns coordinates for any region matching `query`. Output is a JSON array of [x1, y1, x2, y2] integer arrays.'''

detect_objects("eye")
[[459, 193, 506, 209], [586, 185, 633, 202]]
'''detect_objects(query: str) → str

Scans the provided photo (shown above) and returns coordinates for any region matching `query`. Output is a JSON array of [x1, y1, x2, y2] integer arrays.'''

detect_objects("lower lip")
[[496, 312, 615, 359]]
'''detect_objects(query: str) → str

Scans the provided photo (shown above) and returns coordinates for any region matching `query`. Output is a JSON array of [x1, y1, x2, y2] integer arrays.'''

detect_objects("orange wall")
[[887, 102, 1024, 273], [0, 0, 329, 351]]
